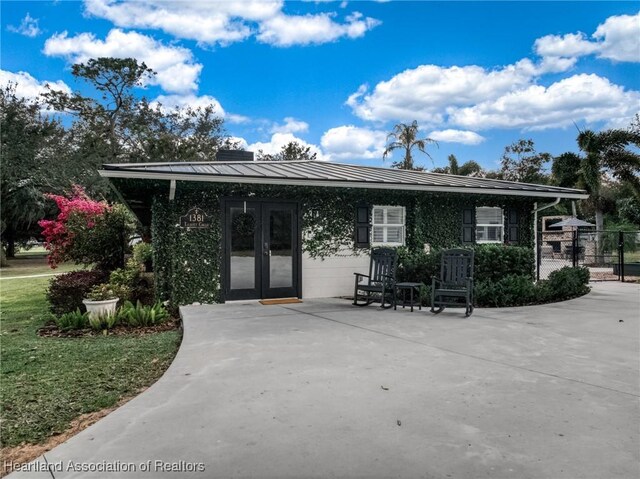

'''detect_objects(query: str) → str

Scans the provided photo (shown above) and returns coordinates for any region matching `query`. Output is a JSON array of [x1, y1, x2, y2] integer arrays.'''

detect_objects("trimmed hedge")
[[398, 246, 589, 308], [474, 244, 534, 282], [475, 267, 590, 307], [397, 244, 535, 285], [544, 266, 590, 300], [47, 270, 108, 315]]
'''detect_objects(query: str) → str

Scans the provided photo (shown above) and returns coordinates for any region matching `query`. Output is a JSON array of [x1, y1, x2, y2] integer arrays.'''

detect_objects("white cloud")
[[226, 113, 251, 125], [257, 11, 380, 47], [84, 0, 279, 46], [593, 12, 640, 62], [347, 60, 542, 124], [0, 70, 70, 101], [270, 117, 309, 134], [449, 74, 640, 131], [7, 13, 42, 37], [152, 94, 225, 116], [320, 125, 386, 160], [247, 132, 327, 160], [43, 28, 202, 94], [534, 32, 598, 59], [534, 12, 640, 63], [151, 93, 250, 124], [84, 0, 380, 47], [428, 129, 485, 145], [346, 12, 640, 132], [228, 136, 249, 150]]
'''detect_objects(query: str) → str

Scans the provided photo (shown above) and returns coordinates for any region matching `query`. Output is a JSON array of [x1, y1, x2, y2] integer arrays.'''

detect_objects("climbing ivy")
[[135, 179, 536, 305]]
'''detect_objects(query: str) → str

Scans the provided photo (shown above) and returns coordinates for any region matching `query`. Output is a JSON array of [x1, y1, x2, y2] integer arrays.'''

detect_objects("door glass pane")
[[269, 209, 293, 288], [230, 207, 256, 290]]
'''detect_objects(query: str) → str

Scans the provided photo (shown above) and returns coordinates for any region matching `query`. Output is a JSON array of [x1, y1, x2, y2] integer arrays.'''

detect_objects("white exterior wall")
[[302, 248, 370, 299]]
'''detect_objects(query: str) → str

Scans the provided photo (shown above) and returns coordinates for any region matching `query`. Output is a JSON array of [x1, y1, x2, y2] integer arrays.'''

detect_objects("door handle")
[[264, 243, 270, 256]]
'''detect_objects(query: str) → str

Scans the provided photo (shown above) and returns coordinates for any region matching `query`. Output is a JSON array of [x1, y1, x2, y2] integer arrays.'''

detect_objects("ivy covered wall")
[[138, 180, 535, 305]]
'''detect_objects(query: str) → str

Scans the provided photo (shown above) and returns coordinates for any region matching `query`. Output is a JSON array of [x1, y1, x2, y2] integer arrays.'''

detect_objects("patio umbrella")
[[549, 217, 595, 228]]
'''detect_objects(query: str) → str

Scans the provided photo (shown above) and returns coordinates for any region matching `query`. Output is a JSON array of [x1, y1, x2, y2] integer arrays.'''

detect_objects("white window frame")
[[475, 206, 504, 244], [371, 205, 406, 247]]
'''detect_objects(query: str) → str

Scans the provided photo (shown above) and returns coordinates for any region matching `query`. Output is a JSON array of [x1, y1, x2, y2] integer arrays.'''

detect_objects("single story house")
[[99, 151, 588, 305]]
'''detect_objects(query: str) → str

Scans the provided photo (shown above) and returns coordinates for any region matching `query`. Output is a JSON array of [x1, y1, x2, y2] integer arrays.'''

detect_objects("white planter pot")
[[82, 298, 119, 319]]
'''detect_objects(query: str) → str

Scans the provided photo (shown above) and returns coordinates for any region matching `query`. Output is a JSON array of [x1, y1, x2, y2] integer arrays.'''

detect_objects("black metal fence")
[[537, 230, 640, 282]]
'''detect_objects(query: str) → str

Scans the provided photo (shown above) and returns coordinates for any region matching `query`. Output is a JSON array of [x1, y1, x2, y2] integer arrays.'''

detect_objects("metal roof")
[[100, 160, 589, 199]]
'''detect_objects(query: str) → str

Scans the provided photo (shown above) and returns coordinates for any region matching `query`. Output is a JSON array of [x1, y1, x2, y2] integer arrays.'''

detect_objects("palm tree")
[[382, 120, 437, 170], [447, 154, 459, 174], [577, 128, 640, 263], [577, 128, 640, 225]]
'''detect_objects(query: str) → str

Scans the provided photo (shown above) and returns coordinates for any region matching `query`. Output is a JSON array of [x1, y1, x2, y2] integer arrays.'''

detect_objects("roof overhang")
[[99, 169, 589, 200]]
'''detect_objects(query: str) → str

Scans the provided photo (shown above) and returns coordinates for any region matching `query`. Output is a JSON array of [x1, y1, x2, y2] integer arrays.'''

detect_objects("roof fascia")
[[99, 170, 589, 200]]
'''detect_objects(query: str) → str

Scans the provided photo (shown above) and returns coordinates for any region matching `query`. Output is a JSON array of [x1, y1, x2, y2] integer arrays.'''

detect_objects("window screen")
[[371, 206, 405, 246], [476, 207, 503, 243]]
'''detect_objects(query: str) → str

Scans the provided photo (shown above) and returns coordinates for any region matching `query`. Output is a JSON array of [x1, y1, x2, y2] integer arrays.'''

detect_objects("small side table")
[[394, 282, 424, 312]]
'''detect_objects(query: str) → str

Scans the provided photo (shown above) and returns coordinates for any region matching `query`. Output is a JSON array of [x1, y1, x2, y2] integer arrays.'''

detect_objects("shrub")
[[474, 244, 534, 282], [88, 313, 119, 331], [55, 309, 89, 330], [108, 257, 155, 305], [475, 274, 540, 307], [38, 186, 135, 271], [545, 266, 590, 301], [397, 245, 534, 286], [396, 248, 442, 284], [86, 283, 124, 301], [133, 242, 153, 270], [65, 204, 135, 271], [47, 270, 108, 315], [398, 246, 587, 308], [118, 301, 169, 327]]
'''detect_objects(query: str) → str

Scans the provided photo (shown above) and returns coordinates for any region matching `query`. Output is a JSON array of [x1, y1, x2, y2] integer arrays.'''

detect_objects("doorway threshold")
[[259, 298, 303, 305]]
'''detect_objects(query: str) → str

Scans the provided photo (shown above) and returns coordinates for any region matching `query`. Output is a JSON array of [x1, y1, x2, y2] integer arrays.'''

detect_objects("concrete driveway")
[[10, 282, 639, 479]]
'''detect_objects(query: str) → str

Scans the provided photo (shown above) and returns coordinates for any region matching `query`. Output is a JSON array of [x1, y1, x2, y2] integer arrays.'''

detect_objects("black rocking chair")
[[431, 248, 474, 317], [353, 247, 397, 308]]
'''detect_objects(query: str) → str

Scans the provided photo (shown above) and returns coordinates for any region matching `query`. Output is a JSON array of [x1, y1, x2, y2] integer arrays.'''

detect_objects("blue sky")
[[2, 1, 639, 171]]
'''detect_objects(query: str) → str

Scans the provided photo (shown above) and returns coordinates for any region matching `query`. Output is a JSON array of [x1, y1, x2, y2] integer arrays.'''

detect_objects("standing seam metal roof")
[[100, 160, 589, 199]]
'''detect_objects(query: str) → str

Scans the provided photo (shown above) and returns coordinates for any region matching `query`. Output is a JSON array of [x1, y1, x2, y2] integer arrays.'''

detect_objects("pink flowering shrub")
[[38, 185, 133, 270]]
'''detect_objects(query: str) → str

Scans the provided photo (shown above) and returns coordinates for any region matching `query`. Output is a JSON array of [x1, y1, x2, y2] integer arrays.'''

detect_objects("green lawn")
[[0, 258, 83, 278], [0, 258, 181, 447]]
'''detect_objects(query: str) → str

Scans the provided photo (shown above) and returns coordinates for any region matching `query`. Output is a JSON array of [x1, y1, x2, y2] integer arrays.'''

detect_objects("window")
[[476, 207, 503, 243], [372, 206, 405, 246]]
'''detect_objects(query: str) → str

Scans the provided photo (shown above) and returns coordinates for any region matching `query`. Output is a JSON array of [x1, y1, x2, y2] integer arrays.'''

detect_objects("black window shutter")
[[355, 204, 371, 248], [461, 207, 475, 245], [506, 208, 519, 244]]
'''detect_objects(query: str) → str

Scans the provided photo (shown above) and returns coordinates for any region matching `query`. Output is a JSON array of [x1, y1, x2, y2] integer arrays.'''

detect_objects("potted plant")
[[82, 283, 119, 320]]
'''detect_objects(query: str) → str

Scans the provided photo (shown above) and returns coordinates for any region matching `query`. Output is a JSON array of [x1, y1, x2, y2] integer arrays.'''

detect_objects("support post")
[[618, 231, 625, 282]]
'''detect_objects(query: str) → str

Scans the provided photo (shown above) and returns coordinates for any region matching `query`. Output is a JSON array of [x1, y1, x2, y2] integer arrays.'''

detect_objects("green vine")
[[118, 179, 536, 306]]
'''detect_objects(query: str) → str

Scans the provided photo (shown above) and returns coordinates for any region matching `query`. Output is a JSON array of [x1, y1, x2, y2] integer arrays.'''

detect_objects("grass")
[[0, 257, 83, 278], [0, 256, 181, 448], [624, 251, 640, 262], [11, 246, 48, 256]]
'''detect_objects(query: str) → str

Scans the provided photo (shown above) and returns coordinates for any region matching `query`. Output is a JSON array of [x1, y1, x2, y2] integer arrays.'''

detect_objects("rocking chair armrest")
[[354, 273, 370, 279]]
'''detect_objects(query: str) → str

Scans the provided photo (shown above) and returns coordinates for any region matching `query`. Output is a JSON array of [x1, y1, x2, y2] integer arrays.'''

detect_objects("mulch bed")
[[37, 318, 181, 338]]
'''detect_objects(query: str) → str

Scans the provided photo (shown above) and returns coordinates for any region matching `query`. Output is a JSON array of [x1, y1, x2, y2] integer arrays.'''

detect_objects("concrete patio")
[[9, 282, 640, 478]]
